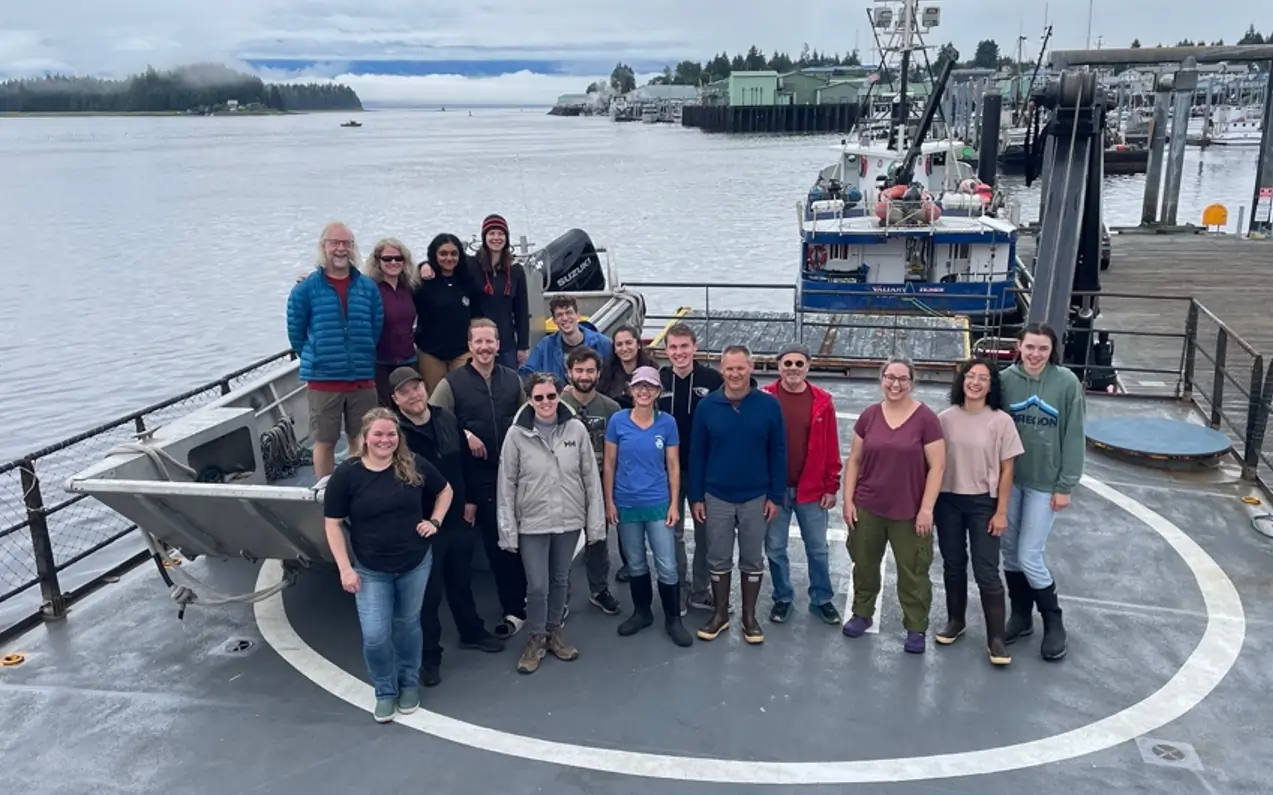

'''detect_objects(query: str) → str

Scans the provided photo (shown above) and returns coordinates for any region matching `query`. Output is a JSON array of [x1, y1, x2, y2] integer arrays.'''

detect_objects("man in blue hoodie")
[[689, 344, 786, 646], [519, 296, 613, 382]]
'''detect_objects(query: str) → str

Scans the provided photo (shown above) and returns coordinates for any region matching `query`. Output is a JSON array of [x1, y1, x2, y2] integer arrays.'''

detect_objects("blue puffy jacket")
[[286, 268, 384, 382]]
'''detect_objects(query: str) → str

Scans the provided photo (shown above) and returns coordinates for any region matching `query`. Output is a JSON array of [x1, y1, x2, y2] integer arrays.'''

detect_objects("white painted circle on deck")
[[254, 473, 1245, 785]]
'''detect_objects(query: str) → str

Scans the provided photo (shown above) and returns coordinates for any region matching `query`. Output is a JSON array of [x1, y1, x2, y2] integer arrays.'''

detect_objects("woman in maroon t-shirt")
[[841, 356, 945, 654]]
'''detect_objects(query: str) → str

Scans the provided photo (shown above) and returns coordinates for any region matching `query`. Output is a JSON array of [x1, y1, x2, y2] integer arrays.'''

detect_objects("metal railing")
[[0, 350, 297, 644], [629, 279, 1273, 488]]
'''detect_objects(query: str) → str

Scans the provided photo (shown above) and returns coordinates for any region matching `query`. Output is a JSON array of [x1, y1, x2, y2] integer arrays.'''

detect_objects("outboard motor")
[[522, 228, 607, 292]]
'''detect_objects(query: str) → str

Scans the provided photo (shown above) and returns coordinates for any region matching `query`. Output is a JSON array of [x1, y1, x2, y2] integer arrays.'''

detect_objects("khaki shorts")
[[307, 387, 380, 445]]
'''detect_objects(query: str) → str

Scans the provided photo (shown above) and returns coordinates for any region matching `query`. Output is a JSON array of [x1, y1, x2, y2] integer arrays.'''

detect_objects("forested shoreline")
[[0, 63, 362, 115]]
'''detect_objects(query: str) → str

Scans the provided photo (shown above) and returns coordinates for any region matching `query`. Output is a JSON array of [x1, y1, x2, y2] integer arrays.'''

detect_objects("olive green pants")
[[846, 507, 934, 633]]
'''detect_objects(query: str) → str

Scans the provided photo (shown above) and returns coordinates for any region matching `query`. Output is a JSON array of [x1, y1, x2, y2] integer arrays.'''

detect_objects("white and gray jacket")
[[496, 402, 605, 550]]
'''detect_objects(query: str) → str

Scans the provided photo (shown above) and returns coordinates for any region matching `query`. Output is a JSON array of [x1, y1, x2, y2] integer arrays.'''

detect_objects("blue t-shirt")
[[605, 410, 679, 509]]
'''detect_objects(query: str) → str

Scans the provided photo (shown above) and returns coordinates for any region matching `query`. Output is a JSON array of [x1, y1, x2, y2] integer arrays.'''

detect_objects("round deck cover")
[[1086, 417, 1232, 459]]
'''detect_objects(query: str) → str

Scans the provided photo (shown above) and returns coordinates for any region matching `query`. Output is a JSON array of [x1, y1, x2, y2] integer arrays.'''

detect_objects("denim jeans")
[[520, 530, 581, 636], [1002, 485, 1056, 589], [353, 551, 433, 700], [618, 518, 679, 585], [764, 486, 834, 606]]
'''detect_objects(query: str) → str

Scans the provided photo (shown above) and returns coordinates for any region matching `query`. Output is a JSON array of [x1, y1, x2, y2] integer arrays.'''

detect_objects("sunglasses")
[[532, 393, 558, 402], [781, 359, 807, 368], [379, 255, 405, 263]]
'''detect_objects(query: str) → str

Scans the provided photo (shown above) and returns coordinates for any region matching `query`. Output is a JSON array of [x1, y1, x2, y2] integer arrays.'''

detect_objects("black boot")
[[934, 572, 967, 645], [658, 581, 693, 647], [1033, 581, 1068, 661], [618, 573, 655, 636], [1003, 570, 1035, 644], [740, 571, 764, 645], [980, 587, 1012, 666]]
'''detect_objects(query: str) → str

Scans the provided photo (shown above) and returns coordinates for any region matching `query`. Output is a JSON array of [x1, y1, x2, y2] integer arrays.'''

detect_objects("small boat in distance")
[[340, 120, 362, 128]]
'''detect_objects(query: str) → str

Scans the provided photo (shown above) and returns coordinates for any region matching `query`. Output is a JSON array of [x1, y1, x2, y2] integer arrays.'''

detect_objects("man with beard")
[[286, 221, 383, 478], [431, 318, 529, 640], [559, 347, 623, 616], [657, 323, 724, 614], [388, 366, 504, 686]]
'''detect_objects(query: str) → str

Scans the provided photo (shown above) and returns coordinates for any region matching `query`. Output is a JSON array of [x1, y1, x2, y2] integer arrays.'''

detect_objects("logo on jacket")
[[654, 434, 666, 450], [1009, 395, 1060, 428], [563, 439, 577, 447], [461, 296, 470, 307]]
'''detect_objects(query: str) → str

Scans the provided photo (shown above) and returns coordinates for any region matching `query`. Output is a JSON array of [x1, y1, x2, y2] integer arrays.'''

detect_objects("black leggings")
[[934, 492, 1003, 593]]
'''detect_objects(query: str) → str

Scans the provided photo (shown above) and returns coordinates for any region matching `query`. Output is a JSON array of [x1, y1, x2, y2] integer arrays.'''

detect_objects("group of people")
[[288, 221, 1086, 723]]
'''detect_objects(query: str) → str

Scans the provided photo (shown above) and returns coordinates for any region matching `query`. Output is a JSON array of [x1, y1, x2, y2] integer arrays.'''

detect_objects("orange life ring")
[[806, 245, 829, 269]]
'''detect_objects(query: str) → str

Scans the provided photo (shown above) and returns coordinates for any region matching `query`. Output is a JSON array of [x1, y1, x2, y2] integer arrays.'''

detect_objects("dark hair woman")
[[413, 233, 477, 394], [599, 325, 656, 408], [998, 323, 1085, 662], [932, 358, 1024, 666], [471, 214, 529, 371], [840, 356, 945, 654], [323, 407, 453, 723]]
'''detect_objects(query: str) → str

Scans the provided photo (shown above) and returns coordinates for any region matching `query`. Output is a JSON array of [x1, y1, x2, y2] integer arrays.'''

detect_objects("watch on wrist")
[[427, 518, 442, 529]]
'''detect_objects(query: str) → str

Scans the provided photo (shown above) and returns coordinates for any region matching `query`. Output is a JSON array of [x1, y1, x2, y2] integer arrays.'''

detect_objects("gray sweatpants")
[[704, 494, 768, 574], [520, 530, 581, 637]]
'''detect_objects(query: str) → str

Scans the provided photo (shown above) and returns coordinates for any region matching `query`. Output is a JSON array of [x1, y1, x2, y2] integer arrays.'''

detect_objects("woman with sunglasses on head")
[[365, 238, 422, 407], [604, 366, 692, 647], [497, 373, 605, 674], [413, 233, 477, 394], [933, 358, 1023, 666]]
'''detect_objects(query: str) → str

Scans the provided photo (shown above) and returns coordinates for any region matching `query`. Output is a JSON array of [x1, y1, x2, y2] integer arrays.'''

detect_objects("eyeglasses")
[[325, 238, 353, 247], [781, 359, 807, 368], [883, 374, 911, 384], [531, 393, 558, 402], [379, 255, 405, 263]]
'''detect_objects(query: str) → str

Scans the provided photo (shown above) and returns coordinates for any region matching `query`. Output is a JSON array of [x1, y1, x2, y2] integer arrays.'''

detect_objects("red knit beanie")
[[482, 214, 509, 238]]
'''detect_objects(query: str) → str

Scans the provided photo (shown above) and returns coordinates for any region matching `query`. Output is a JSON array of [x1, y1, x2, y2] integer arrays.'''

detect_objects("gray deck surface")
[[4, 378, 1271, 795], [652, 310, 970, 364]]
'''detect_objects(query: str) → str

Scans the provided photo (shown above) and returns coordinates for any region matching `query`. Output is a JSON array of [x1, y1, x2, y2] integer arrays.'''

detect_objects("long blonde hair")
[[351, 408, 422, 486], [363, 237, 421, 289]]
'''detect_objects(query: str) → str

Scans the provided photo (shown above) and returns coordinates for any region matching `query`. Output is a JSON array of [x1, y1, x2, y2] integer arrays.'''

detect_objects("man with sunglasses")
[[761, 343, 843, 626]]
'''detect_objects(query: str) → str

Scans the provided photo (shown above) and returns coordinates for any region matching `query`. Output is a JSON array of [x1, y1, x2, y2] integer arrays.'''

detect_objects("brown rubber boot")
[[547, 627, 580, 661], [934, 573, 968, 645], [981, 587, 1012, 666], [740, 571, 765, 644], [696, 571, 732, 641], [516, 634, 547, 674]]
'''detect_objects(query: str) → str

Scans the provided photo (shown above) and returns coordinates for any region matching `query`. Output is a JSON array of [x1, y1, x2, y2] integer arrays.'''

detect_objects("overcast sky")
[[1, 1, 1264, 104]]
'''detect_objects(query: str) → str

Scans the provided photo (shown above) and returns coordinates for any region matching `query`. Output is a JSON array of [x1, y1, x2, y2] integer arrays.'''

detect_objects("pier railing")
[[629, 280, 1273, 490], [0, 350, 297, 644]]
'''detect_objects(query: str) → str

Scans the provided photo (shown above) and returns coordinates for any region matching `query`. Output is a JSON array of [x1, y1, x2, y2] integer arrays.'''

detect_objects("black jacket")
[[413, 266, 476, 361], [395, 404, 475, 528], [441, 362, 525, 492], [467, 259, 530, 355], [658, 362, 725, 470]]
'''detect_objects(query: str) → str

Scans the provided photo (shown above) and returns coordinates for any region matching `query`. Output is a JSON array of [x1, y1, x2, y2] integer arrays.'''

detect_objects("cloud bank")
[[1, 0, 1263, 105]]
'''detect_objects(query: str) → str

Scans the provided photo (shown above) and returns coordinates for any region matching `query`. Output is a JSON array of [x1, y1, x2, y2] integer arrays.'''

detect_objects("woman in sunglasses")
[[497, 373, 605, 674], [365, 238, 421, 406]]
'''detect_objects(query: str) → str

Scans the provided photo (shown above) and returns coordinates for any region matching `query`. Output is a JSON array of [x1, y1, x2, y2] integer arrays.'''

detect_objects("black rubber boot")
[[980, 587, 1012, 666], [658, 581, 693, 647], [618, 573, 655, 636], [1033, 582, 1068, 661], [1003, 570, 1035, 644], [934, 572, 967, 645]]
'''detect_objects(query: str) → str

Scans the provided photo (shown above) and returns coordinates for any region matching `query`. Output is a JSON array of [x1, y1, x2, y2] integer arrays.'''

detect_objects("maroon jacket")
[[375, 278, 417, 363]]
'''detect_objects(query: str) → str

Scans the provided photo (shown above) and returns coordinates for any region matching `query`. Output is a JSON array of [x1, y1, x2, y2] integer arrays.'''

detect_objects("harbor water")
[[0, 108, 1262, 462]]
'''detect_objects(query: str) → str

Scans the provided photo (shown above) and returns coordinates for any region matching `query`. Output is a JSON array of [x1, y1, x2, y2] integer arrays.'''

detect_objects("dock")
[[681, 103, 861, 134]]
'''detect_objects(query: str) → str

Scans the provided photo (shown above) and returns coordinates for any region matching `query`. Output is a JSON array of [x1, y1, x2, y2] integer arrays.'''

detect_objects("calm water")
[[0, 109, 1261, 460]]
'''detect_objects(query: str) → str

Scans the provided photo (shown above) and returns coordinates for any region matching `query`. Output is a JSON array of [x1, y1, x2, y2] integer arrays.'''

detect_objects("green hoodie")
[[1000, 363, 1086, 494]]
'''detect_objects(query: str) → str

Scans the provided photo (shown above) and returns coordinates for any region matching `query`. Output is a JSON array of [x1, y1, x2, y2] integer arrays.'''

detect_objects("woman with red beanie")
[[471, 214, 530, 370]]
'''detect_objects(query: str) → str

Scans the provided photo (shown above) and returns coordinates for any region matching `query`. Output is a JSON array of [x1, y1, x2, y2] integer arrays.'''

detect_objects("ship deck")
[[3, 378, 1271, 795]]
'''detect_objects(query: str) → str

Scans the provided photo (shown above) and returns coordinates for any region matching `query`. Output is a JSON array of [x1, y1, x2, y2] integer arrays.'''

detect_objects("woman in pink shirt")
[[933, 358, 1023, 666], [841, 356, 945, 654]]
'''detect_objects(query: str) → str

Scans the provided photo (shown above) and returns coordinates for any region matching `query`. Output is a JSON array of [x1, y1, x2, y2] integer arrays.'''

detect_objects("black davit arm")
[[1025, 70, 1116, 390], [894, 56, 956, 186]]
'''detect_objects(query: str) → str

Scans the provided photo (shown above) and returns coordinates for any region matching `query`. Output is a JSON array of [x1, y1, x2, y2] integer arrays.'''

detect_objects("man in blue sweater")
[[286, 221, 384, 478], [689, 344, 786, 646], [519, 296, 613, 382]]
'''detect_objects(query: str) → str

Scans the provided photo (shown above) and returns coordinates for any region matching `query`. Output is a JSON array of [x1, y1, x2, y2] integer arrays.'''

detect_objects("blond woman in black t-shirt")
[[324, 407, 453, 723]]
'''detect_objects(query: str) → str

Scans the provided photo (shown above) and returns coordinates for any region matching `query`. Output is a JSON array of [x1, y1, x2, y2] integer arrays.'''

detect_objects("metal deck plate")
[[1086, 417, 1233, 463]]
